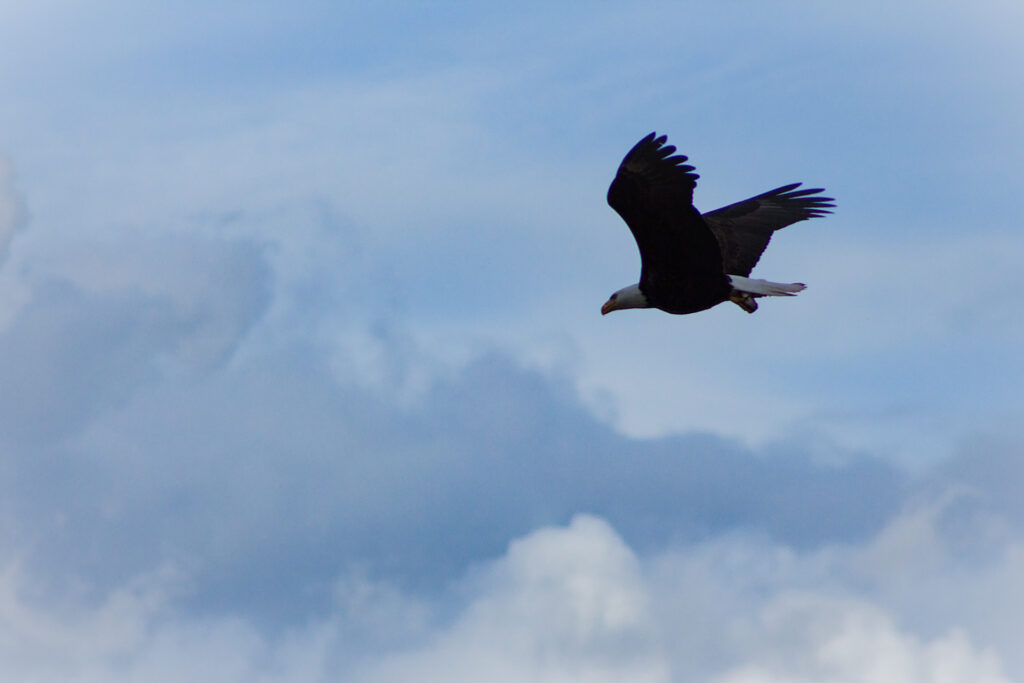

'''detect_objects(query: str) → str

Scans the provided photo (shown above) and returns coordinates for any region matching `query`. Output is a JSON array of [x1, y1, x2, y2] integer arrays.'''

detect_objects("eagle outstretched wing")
[[702, 183, 834, 276], [607, 132, 724, 285]]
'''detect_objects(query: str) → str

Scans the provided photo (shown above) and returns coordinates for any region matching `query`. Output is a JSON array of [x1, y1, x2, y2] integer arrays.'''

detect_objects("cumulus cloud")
[[34, 233, 274, 369], [0, 207, 1009, 648], [0, 519, 670, 682], [644, 494, 1024, 681], [5, 335, 905, 621], [0, 235, 270, 446], [0, 513, 1016, 682], [354, 516, 667, 683], [710, 594, 1009, 683]]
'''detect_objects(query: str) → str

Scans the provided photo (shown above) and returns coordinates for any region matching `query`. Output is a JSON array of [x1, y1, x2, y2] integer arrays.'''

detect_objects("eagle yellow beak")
[[601, 299, 615, 315]]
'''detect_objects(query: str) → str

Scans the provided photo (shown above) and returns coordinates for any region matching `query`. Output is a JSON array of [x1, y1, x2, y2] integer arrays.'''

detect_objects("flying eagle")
[[601, 132, 834, 315]]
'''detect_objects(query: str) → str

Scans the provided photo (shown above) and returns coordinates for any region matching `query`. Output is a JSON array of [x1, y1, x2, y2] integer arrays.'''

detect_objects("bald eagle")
[[601, 132, 834, 315]]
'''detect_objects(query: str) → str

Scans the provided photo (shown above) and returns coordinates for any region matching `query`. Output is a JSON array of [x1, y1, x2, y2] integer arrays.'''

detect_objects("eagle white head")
[[601, 284, 650, 315]]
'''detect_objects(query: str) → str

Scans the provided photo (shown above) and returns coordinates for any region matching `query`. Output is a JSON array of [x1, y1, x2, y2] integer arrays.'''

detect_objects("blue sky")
[[0, 1, 1022, 681]]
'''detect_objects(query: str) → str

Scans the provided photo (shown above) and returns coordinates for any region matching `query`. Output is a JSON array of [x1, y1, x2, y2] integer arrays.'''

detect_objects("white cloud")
[[644, 495, 1024, 681], [481, 228, 1024, 465], [711, 594, 1009, 683], [355, 516, 668, 683], [0, 512, 1016, 682]]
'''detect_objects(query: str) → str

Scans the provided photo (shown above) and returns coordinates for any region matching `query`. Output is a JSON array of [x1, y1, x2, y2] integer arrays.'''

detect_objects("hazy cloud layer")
[[0, 238, 908, 617], [0, 222, 1018, 679], [3, 2, 1020, 462], [0, 158, 26, 264], [0, 1, 1021, 680]]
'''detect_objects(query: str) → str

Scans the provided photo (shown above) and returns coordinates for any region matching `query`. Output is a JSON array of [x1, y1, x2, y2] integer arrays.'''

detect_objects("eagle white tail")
[[727, 275, 806, 313], [728, 275, 806, 296]]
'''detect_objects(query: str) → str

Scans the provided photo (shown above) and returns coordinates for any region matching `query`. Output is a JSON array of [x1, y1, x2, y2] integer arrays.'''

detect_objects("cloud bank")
[[0, 220, 1017, 679], [0, 510, 1017, 682], [1, 1, 1022, 680]]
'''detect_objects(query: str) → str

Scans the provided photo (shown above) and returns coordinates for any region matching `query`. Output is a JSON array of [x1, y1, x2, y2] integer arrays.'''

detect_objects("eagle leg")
[[730, 292, 758, 313]]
